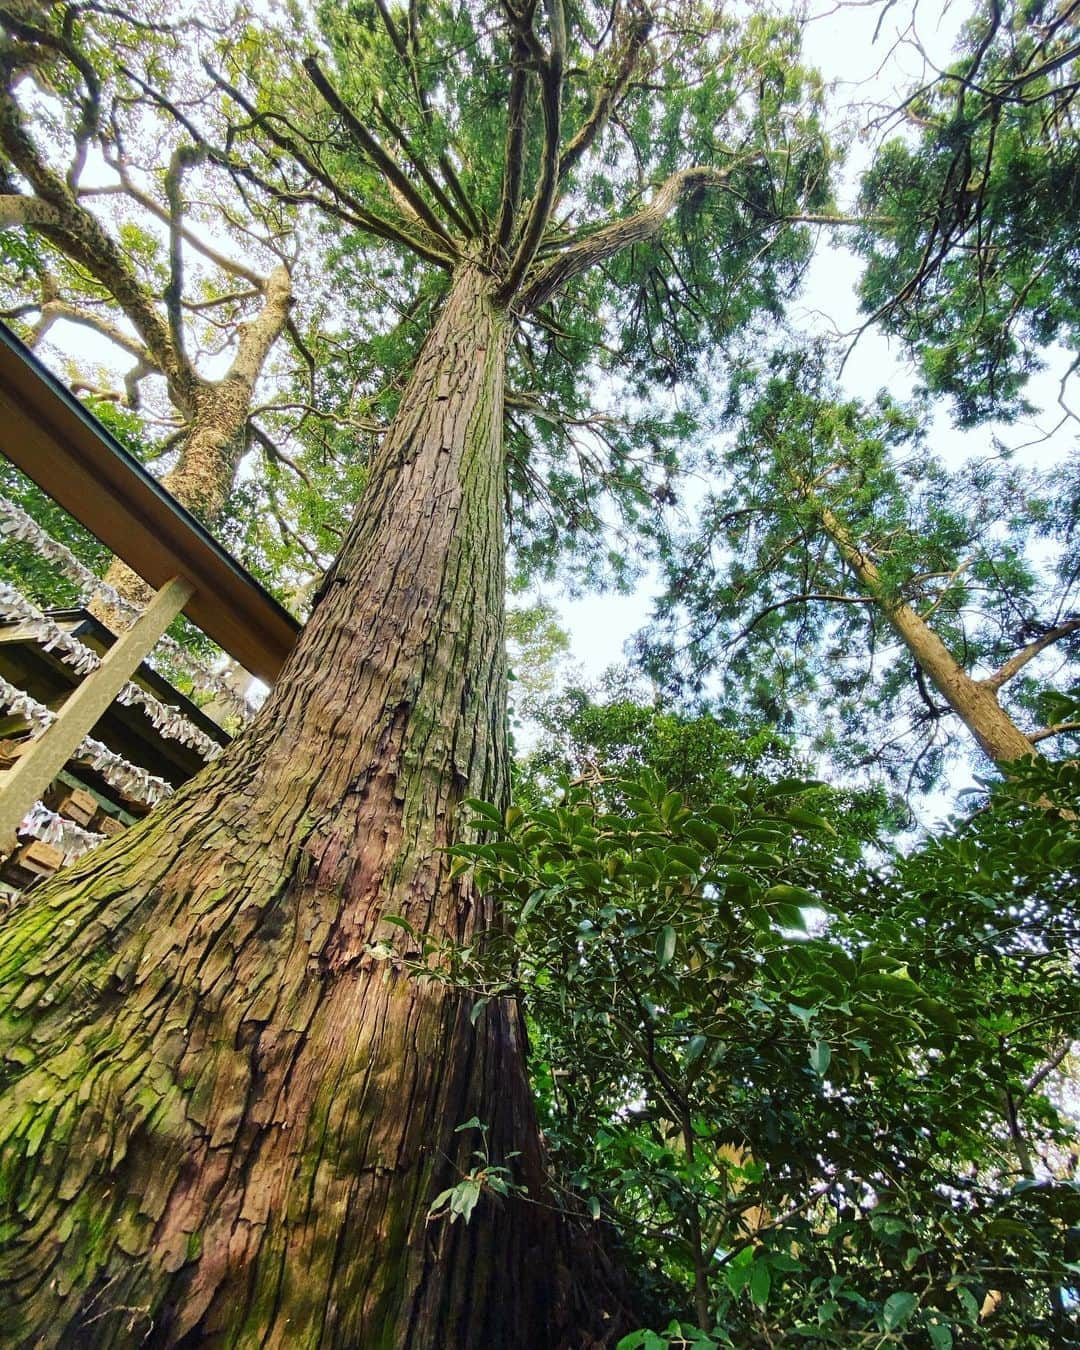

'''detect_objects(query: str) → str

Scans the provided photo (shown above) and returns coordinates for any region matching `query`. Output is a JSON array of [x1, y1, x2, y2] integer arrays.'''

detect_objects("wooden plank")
[[0, 578, 194, 853]]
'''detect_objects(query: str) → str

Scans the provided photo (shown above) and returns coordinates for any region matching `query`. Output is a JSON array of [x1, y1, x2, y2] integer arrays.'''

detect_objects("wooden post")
[[0, 576, 195, 855]]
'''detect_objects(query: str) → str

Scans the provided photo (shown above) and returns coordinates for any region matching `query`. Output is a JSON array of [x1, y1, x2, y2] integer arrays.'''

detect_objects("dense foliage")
[[855, 0, 1080, 426], [643, 346, 1080, 786]]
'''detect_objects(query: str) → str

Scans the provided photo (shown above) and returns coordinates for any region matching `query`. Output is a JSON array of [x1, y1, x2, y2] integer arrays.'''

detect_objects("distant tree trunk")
[[90, 265, 293, 627], [815, 501, 1038, 767], [0, 266, 629, 1347]]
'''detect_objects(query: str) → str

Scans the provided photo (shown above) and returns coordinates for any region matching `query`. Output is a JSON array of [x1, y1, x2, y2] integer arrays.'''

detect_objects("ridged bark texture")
[[0, 267, 623, 1347]]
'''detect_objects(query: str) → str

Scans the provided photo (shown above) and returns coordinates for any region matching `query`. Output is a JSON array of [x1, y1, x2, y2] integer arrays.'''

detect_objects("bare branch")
[[1029, 721, 1080, 745]]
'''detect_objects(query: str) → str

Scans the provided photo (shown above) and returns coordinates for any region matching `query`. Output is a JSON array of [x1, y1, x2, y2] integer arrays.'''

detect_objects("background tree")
[[0, 1, 835, 1344], [0, 2, 316, 615], [643, 346, 1080, 791]]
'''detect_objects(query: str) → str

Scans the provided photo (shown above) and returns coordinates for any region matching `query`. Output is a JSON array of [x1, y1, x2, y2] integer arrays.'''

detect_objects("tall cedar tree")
[[0, 1, 830, 1344]]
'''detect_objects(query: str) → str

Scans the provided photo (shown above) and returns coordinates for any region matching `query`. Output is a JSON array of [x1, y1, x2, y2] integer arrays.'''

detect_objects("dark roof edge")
[[0, 323, 299, 623], [0, 322, 301, 681]]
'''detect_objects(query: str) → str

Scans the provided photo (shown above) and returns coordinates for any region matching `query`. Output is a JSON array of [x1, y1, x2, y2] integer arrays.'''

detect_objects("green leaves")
[[855, 3, 1080, 426], [882, 1290, 917, 1330], [644, 339, 1075, 795], [749, 1259, 772, 1308], [480, 716, 1080, 1344], [427, 1176, 483, 1226], [808, 1039, 831, 1077]]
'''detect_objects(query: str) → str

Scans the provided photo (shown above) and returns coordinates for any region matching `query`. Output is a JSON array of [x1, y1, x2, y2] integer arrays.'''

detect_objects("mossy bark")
[[0, 266, 627, 1347]]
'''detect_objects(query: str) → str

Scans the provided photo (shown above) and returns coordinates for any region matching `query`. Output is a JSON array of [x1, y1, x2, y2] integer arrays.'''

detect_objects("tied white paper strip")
[[0, 494, 253, 722], [17, 800, 104, 862], [0, 582, 222, 761], [117, 684, 222, 761], [0, 674, 175, 806], [0, 674, 52, 735], [0, 581, 98, 673]]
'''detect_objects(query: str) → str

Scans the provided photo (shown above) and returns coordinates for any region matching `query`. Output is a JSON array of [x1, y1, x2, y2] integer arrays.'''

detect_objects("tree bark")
[[816, 502, 1038, 766], [0, 265, 628, 1347]]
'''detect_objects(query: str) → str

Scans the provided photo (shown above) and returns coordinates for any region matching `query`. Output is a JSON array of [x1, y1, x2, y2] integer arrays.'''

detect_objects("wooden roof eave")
[[0, 323, 301, 683]]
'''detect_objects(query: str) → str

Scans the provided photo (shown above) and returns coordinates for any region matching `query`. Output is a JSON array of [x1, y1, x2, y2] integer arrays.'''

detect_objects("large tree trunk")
[[0, 266, 626, 1347]]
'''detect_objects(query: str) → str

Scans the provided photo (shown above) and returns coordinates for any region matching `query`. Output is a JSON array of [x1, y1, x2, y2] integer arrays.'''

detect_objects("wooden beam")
[[0, 577, 194, 854], [0, 322, 300, 682]]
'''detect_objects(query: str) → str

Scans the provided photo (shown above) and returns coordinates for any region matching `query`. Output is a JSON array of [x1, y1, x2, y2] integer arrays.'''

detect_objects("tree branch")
[[163, 144, 204, 372], [495, 42, 530, 251], [227, 263, 293, 388], [100, 153, 266, 288], [29, 296, 152, 365], [519, 162, 743, 311], [1023, 1040, 1074, 1095], [0, 191, 62, 230], [495, 0, 566, 304], [1029, 720, 1080, 745], [0, 78, 196, 408], [302, 56, 461, 257], [732, 592, 875, 645], [558, 6, 651, 181], [372, 100, 474, 239], [182, 61, 455, 270], [982, 618, 1080, 691], [369, 0, 482, 234], [250, 422, 314, 491]]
